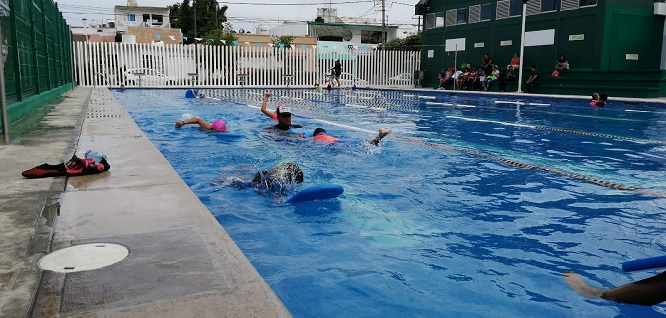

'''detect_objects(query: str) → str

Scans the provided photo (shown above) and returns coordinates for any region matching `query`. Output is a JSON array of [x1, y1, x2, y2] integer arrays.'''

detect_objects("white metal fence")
[[72, 42, 421, 88]]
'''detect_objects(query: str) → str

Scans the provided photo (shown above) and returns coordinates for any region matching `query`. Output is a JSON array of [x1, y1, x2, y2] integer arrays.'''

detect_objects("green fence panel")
[[2, 0, 74, 127]]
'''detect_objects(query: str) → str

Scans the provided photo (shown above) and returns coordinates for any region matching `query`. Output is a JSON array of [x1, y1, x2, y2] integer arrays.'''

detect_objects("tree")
[[201, 23, 237, 46], [271, 35, 295, 48], [379, 33, 422, 51], [169, 0, 229, 44]]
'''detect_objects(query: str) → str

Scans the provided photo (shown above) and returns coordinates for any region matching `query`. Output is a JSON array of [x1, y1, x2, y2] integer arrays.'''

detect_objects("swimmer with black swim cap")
[[260, 91, 391, 144], [251, 162, 304, 192]]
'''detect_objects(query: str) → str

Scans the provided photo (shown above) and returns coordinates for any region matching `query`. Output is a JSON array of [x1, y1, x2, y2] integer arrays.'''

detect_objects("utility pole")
[[381, 0, 386, 45]]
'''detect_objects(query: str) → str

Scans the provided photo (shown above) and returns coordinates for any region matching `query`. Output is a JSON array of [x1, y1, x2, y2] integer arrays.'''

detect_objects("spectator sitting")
[[510, 53, 521, 69], [482, 65, 499, 92], [525, 65, 541, 93], [555, 55, 570, 71], [473, 67, 485, 91], [438, 66, 454, 90], [442, 68, 462, 90], [498, 65, 517, 92], [456, 68, 471, 90]]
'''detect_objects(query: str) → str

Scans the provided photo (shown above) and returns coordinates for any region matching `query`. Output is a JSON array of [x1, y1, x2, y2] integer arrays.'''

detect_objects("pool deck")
[[1, 86, 665, 318], [0, 87, 290, 317]]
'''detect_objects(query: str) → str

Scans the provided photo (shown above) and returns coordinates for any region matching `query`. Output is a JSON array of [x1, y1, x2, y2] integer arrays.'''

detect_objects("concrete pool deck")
[[0, 87, 290, 317], [2, 86, 665, 317]]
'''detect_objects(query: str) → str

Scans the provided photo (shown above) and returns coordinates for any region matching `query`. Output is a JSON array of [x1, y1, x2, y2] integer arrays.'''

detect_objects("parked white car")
[[123, 68, 180, 86]]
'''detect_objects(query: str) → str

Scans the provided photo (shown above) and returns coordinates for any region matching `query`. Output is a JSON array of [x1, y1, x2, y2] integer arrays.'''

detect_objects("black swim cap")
[[313, 128, 327, 136], [280, 163, 304, 183]]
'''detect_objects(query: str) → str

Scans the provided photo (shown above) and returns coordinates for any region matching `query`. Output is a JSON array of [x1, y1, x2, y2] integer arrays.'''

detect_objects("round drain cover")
[[39, 243, 129, 273]]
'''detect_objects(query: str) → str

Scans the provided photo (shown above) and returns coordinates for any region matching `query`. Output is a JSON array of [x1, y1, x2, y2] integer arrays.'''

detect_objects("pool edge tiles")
[[39, 87, 292, 318]]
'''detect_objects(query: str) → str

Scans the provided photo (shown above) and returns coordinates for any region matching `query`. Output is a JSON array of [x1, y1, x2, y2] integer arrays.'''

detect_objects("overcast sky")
[[55, 0, 420, 34]]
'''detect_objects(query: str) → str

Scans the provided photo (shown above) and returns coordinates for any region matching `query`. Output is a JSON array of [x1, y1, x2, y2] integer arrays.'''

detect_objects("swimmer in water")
[[261, 91, 391, 144], [563, 271, 666, 306], [218, 162, 304, 195], [175, 117, 228, 132]]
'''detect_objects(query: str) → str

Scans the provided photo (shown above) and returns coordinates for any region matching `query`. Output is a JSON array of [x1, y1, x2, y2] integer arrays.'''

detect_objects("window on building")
[[580, 0, 597, 7], [436, 12, 445, 28], [480, 4, 492, 21], [127, 13, 135, 21], [361, 30, 383, 44], [541, 0, 556, 12], [425, 13, 436, 29], [446, 9, 457, 26], [143, 14, 150, 22], [152, 15, 163, 25], [457, 8, 467, 24], [509, 0, 522, 17]]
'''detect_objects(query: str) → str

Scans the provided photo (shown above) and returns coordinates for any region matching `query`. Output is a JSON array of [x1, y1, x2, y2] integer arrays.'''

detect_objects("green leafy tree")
[[202, 23, 237, 46], [169, 0, 229, 44], [271, 35, 295, 48], [380, 33, 422, 51]]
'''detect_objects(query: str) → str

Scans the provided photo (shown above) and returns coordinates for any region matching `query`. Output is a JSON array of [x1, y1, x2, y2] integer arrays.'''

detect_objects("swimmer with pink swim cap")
[[175, 117, 228, 132]]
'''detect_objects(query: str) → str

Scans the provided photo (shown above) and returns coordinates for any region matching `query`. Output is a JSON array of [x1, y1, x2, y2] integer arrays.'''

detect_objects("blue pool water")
[[115, 89, 666, 317]]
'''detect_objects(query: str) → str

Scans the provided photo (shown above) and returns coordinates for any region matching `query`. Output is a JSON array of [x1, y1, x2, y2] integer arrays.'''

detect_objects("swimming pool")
[[115, 88, 666, 317]]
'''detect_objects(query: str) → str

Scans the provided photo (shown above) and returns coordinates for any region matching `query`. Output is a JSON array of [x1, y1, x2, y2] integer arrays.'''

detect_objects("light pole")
[[517, 0, 528, 92]]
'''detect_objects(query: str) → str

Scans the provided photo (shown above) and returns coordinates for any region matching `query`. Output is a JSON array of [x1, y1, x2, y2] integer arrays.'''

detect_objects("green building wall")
[[417, 0, 666, 97]]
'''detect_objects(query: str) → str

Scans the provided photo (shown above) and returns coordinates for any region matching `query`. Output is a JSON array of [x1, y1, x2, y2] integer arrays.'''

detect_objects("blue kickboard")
[[287, 184, 344, 204], [212, 132, 244, 138], [288, 128, 316, 137]]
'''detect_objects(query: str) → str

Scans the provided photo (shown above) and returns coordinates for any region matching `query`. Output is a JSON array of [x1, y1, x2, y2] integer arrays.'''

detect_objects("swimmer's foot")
[[175, 121, 184, 128], [562, 272, 605, 299], [378, 128, 391, 139], [370, 128, 391, 145]]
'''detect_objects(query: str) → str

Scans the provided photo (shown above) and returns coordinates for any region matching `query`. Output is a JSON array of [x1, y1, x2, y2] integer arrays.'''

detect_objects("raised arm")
[[261, 91, 275, 119]]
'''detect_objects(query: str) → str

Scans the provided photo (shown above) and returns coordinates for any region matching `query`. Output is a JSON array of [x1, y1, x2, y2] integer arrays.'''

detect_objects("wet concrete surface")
[[0, 87, 290, 317]]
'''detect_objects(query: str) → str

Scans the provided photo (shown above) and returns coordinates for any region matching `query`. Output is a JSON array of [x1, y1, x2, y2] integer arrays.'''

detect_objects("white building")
[[114, 3, 171, 28], [269, 7, 400, 49]]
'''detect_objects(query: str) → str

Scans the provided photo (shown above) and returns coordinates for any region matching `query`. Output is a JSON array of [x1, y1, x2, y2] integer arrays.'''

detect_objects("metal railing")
[[73, 42, 421, 88]]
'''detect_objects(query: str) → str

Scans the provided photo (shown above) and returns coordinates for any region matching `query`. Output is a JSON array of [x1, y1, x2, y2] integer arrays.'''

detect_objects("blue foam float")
[[287, 184, 344, 204], [622, 255, 666, 272], [212, 132, 243, 138]]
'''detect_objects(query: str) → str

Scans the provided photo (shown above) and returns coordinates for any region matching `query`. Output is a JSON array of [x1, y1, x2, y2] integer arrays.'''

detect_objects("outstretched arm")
[[175, 117, 212, 130], [563, 271, 666, 306], [261, 91, 275, 119]]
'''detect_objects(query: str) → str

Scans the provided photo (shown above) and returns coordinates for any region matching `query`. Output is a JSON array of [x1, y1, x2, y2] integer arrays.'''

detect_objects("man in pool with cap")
[[261, 91, 390, 144]]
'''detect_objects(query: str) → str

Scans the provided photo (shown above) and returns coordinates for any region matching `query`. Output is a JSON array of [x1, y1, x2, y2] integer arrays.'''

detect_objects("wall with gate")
[[73, 42, 421, 88]]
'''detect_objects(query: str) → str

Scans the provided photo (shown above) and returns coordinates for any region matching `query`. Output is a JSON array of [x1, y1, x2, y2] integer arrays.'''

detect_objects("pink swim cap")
[[210, 119, 227, 132], [276, 103, 285, 110]]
